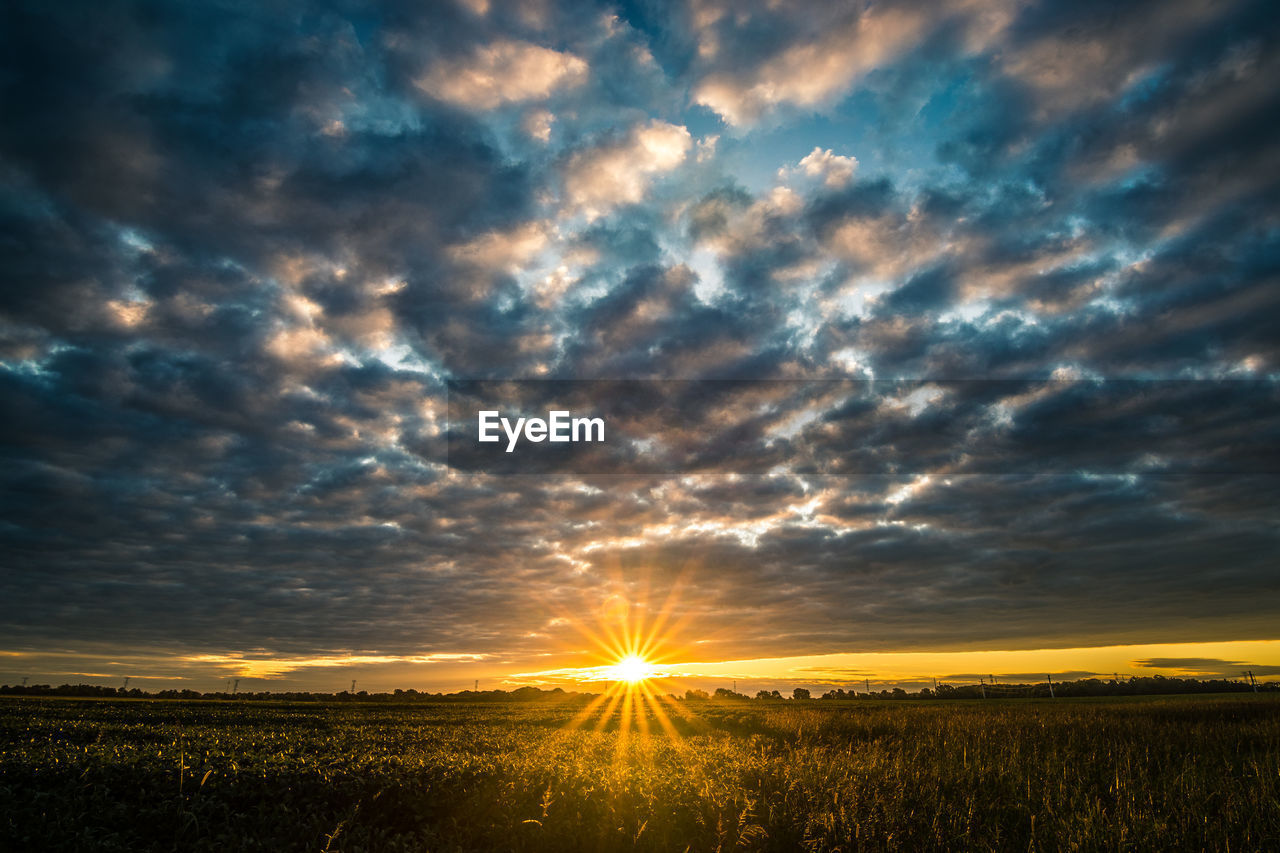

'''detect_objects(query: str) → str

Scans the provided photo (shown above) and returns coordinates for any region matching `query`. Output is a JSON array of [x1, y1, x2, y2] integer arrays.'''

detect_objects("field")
[[2, 695, 1278, 851]]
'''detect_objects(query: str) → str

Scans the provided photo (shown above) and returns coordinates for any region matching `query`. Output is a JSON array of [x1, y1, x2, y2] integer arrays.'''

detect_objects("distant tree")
[[684, 689, 709, 701], [792, 687, 811, 700]]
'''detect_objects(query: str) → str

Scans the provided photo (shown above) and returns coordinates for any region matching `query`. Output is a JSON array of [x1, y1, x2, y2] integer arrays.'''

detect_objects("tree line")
[[0, 674, 1271, 703]]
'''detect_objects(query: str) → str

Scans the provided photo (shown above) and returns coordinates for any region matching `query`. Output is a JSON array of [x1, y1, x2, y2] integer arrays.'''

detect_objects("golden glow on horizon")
[[510, 639, 1280, 692], [7, 545, 1274, 696], [506, 556, 1280, 702], [2, 637, 1277, 694]]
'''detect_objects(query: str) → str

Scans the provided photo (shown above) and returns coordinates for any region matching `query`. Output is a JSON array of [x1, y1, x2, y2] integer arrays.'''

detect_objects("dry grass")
[[1, 694, 1277, 850]]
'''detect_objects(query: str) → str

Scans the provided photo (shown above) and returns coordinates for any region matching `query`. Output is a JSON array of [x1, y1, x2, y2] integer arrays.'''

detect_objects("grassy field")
[[1, 694, 1277, 851]]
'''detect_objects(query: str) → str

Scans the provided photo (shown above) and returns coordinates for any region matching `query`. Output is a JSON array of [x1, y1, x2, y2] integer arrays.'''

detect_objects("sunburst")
[[511, 551, 741, 740], [556, 582, 707, 740]]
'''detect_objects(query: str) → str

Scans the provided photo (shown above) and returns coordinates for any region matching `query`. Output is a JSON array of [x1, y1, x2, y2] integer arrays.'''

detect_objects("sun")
[[611, 654, 656, 683]]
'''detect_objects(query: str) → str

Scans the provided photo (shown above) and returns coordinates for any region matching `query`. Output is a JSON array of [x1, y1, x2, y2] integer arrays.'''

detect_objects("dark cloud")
[[942, 672, 1101, 683], [1132, 658, 1280, 677]]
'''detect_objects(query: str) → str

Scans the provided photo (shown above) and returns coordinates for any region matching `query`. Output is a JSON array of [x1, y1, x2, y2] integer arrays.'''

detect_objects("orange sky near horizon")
[[4, 639, 1277, 695]]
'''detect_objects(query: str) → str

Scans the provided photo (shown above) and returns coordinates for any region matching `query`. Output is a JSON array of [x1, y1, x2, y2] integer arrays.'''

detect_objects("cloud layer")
[[1, 0, 1277, 687]]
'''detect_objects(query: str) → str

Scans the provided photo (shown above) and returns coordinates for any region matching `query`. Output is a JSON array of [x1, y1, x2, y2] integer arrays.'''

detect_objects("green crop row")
[[1, 694, 1277, 851]]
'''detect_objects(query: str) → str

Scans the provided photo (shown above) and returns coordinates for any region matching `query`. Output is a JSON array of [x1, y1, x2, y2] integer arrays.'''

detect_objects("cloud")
[[415, 40, 587, 110], [448, 221, 550, 272], [786, 147, 858, 188], [692, 5, 927, 125], [1131, 658, 1280, 677], [523, 108, 555, 143], [0, 0, 1277, 690], [187, 651, 491, 679], [563, 120, 691, 219], [998, 0, 1232, 119]]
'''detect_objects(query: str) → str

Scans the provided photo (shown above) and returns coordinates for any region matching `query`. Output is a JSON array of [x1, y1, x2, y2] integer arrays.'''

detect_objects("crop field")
[[1, 694, 1278, 851]]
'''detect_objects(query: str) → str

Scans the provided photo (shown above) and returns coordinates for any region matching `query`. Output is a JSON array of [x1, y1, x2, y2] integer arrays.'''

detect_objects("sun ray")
[[516, 555, 725, 741], [638, 680, 681, 740], [567, 681, 618, 730], [593, 681, 628, 733]]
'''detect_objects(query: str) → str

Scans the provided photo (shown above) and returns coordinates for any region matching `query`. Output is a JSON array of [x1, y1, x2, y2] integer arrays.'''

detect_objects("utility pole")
[[979, 677, 986, 699], [474, 679, 478, 692], [232, 678, 239, 695], [732, 680, 736, 693], [1248, 671, 1258, 693], [121, 676, 129, 691], [933, 677, 937, 691], [350, 679, 357, 694], [1047, 674, 1055, 699], [865, 678, 870, 694]]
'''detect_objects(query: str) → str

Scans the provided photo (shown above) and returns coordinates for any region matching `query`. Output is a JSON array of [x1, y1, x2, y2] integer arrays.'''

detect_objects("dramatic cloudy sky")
[[2, 0, 1278, 691]]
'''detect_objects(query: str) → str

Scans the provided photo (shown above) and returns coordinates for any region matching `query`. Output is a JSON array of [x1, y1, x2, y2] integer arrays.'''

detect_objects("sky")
[[1, 0, 1278, 694]]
